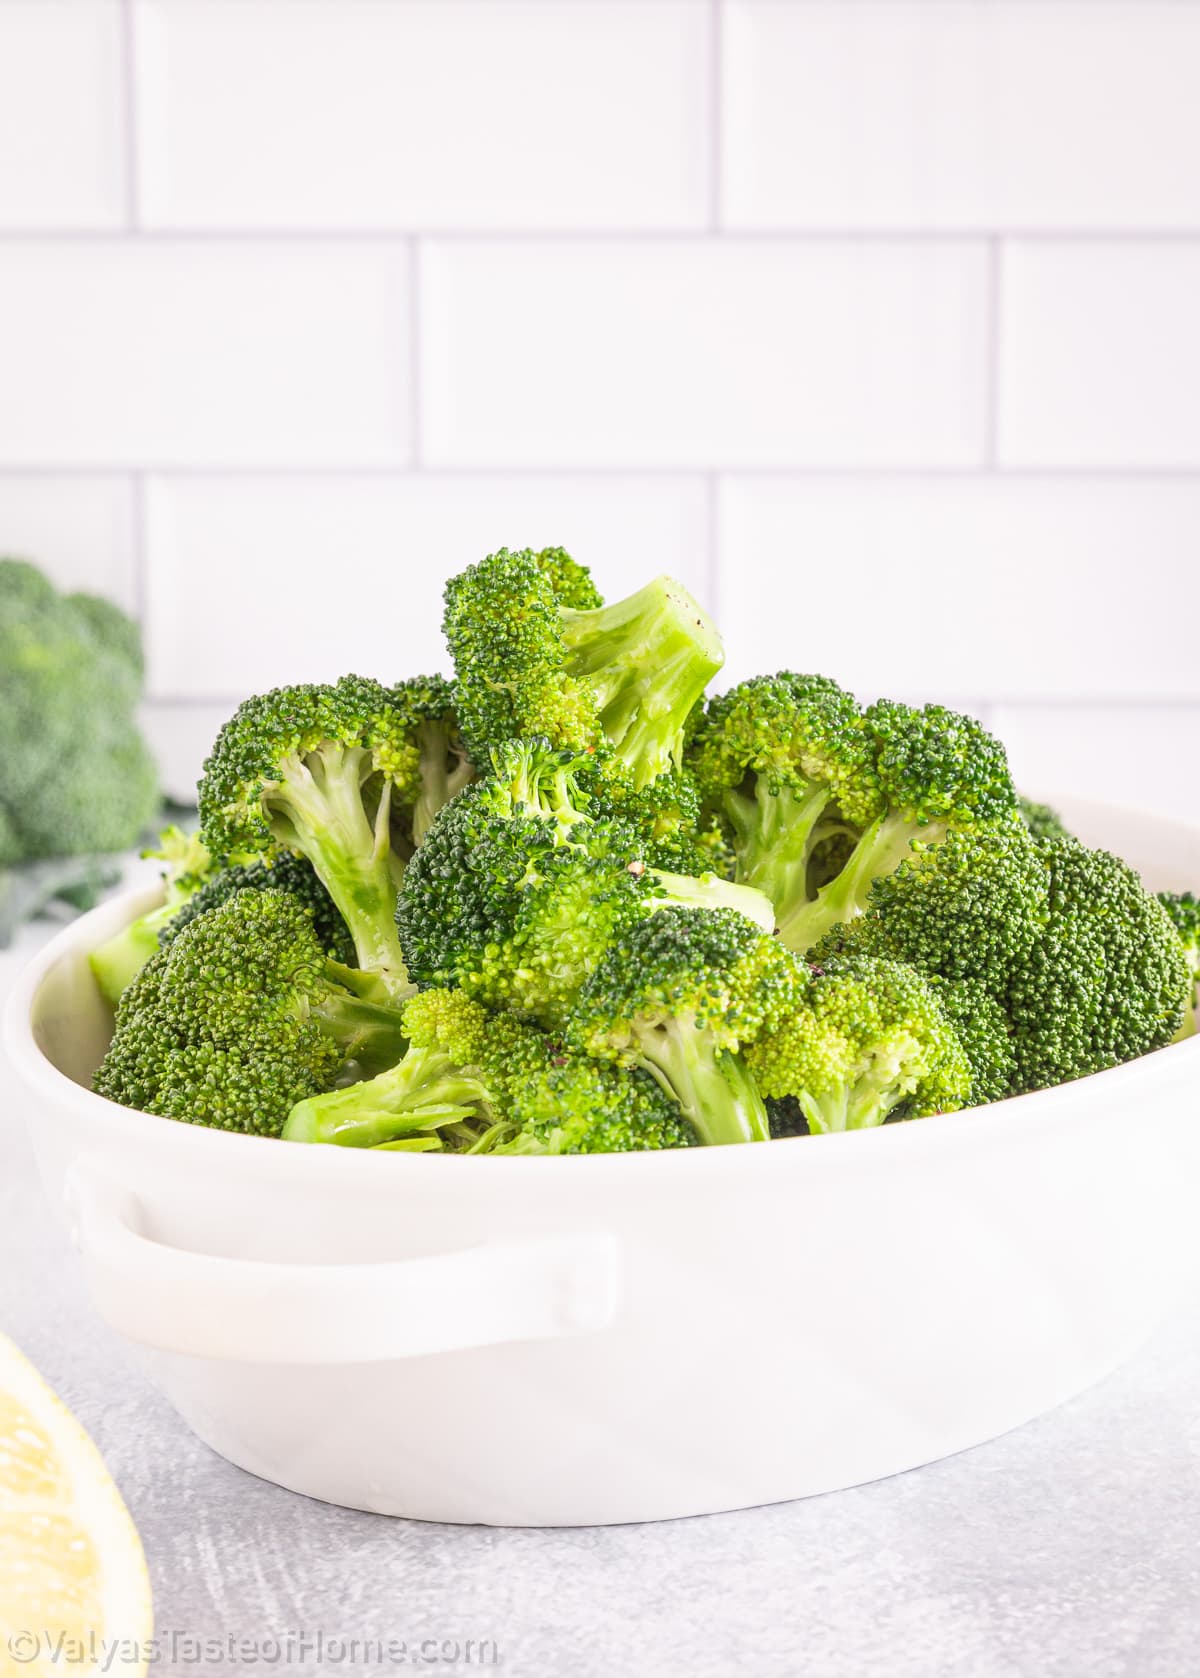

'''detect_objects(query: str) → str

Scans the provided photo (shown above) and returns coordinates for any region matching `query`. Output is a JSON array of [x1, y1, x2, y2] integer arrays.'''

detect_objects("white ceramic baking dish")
[[5, 799, 1199, 1526]]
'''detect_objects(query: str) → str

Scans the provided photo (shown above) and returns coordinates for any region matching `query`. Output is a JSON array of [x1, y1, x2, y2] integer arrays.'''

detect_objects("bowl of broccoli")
[[5, 545, 1199, 1525]]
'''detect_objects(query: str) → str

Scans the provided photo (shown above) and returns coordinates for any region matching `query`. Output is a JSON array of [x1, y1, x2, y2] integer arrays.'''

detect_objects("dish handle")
[[63, 1161, 621, 1365]]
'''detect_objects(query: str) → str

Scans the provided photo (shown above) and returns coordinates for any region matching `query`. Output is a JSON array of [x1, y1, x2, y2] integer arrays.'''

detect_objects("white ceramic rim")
[[7, 876, 1198, 1183]]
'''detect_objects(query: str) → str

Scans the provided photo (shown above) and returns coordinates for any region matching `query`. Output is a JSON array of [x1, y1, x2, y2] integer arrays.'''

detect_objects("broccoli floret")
[[1006, 841, 1193, 1092], [284, 986, 695, 1154], [689, 682, 1018, 954], [928, 976, 1017, 1105], [397, 739, 774, 1028], [1158, 891, 1200, 1043], [571, 907, 802, 1146], [811, 825, 1049, 997], [160, 850, 355, 967], [688, 672, 877, 929], [0, 558, 159, 864], [199, 675, 424, 996], [388, 675, 475, 852], [89, 825, 212, 1006], [745, 954, 971, 1133], [443, 548, 723, 788], [1018, 796, 1072, 844], [781, 701, 1018, 953], [94, 891, 410, 1135]]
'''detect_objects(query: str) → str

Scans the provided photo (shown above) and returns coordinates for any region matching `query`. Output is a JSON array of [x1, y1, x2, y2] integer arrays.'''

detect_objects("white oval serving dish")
[[4, 799, 1199, 1526]]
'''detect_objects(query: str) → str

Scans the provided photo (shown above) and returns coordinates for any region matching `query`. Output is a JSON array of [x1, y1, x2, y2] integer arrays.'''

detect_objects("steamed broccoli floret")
[[1006, 841, 1192, 1092], [443, 548, 723, 788], [397, 739, 774, 1029], [198, 675, 421, 995], [811, 825, 1049, 997], [928, 976, 1017, 1105], [94, 891, 410, 1135], [689, 681, 1018, 954], [388, 675, 475, 852], [0, 559, 159, 864], [688, 672, 876, 929], [1157, 891, 1199, 1041], [781, 700, 1018, 953], [745, 954, 971, 1133], [1018, 797, 1072, 844], [284, 986, 693, 1154], [89, 825, 212, 1006], [572, 907, 801, 1146], [160, 850, 355, 966]]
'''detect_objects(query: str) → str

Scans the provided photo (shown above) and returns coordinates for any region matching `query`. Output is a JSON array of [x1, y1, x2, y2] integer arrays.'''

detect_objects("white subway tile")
[[0, 2, 126, 228], [142, 473, 710, 699], [421, 240, 988, 467], [0, 477, 137, 608], [139, 702, 234, 804], [992, 706, 1200, 833], [723, 3, 1200, 231], [716, 476, 1200, 701], [999, 244, 1200, 468], [135, 1, 708, 230], [0, 243, 410, 467]]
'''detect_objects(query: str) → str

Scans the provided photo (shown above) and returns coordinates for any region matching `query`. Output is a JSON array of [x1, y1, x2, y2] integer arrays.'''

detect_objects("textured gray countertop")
[[3, 893, 1200, 1678]]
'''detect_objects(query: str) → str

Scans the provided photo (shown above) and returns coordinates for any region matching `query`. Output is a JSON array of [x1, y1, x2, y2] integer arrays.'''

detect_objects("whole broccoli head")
[[443, 548, 724, 789], [397, 738, 774, 1029], [94, 890, 410, 1135], [0, 559, 159, 864], [571, 906, 803, 1146], [745, 954, 971, 1133], [198, 675, 432, 996]]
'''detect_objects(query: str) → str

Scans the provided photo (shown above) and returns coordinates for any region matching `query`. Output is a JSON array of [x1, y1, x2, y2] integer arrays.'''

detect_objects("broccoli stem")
[[89, 915, 167, 1008], [410, 722, 475, 846], [724, 781, 831, 930], [637, 1028, 770, 1145], [798, 1037, 923, 1134], [282, 1048, 488, 1147], [778, 813, 942, 953], [312, 988, 411, 1079], [264, 742, 410, 994], [560, 576, 723, 788], [650, 868, 777, 934]]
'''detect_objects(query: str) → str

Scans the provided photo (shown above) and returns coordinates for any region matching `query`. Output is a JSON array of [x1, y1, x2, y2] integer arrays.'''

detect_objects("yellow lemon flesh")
[[0, 1333, 150, 1676]]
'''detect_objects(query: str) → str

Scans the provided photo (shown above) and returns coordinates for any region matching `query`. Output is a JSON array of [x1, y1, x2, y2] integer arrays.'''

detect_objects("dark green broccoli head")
[[928, 976, 1017, 1106], [1018, 796, 1072, 844], [1007, 840, 1192, 1093], [0, 559, 159, 863], [94, 890, 409, 1134], [811, 825, 1049, 995], [745, 953, 971, 1132], [572, 906, 802, 1145], [199, 675, 421, 992], [443, 549, 723, 788], [160, 850, 355, 966]]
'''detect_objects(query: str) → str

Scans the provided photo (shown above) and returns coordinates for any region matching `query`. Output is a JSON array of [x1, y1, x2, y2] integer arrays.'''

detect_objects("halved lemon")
[[0, 1333, 150, 1677]]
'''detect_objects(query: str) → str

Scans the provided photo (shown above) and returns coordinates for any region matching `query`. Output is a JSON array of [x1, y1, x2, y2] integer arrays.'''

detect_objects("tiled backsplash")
[[1, 1, 1197, 828]]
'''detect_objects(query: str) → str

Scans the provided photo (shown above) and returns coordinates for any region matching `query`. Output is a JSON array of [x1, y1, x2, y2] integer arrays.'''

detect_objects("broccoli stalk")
[[283, 1048, 488, 1148], [558, 577, 723, 786]]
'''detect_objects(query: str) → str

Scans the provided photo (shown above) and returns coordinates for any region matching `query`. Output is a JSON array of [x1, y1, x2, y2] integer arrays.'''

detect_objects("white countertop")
[[3, 883, 1200, 1678]]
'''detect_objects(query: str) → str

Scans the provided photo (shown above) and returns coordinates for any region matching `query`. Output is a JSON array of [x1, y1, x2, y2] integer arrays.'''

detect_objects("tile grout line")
[[119, 0, 141, 230], [409, 237, 423, 468], [984, 237, 1002, 469], [708, 0, 723, 233], [6, 465, 1200, 481], [3, 227, 1200, 243]]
